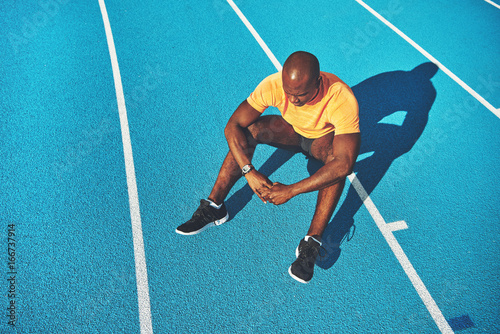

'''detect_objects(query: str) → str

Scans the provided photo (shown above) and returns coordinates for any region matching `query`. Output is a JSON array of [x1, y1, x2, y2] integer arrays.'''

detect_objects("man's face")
[[282, 74, 321, 107]]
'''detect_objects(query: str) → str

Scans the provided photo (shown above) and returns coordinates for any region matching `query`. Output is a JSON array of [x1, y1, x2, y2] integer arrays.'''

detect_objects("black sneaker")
[[288, 237, 322, 283], [175, 199, 229, 235]]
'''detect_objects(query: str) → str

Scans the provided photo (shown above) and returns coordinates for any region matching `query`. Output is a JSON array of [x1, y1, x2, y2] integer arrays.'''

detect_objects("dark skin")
[[209, 52, 360, 237]]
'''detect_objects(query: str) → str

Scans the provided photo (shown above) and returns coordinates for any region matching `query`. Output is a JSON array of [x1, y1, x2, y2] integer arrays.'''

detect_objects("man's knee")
[[247, 120, 272, 145], [247, 115, 294, 145], [310, 132, 335, 164]]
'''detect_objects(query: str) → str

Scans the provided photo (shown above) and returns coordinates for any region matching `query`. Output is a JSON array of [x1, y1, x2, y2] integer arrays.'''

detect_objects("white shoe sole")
[[288, 266, 309, 284]]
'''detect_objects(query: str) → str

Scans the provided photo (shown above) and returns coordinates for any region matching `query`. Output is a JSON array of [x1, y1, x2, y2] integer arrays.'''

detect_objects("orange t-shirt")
[[247, 71, 359, 139]]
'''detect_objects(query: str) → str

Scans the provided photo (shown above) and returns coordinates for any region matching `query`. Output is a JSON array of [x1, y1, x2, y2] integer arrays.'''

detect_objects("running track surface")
[[1, 0, 499, 333]]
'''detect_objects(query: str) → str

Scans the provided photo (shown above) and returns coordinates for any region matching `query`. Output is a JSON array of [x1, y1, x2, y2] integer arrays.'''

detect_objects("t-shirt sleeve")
[[246, 74, 278, 113], [329, 86, 360, 135]]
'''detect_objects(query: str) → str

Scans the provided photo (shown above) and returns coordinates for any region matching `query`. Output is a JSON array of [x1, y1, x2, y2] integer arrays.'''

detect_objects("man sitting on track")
[[176, 51, 361, 283]]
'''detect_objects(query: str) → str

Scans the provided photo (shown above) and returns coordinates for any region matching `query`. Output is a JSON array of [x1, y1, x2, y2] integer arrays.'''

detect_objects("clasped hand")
[[245, 170, 293, 205]]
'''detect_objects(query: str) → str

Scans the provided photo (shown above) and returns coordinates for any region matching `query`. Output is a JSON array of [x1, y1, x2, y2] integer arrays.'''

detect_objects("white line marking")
[[354, 0, 500, 119], [98, 1, 153, 333], [385, 220, 409, 232], [348, 174, 453, 334], [227, 2, 454, 333], [485, 0, 500, 10], [226, 0, 282, 71]]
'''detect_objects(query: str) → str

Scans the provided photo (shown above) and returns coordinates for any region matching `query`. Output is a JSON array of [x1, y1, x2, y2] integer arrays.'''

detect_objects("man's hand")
[[262, 182, 295, 205], [245, 170, 274, 203]]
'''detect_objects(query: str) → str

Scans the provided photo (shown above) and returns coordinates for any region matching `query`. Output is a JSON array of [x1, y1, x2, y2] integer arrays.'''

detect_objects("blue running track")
[[1, 0, 498, 332]]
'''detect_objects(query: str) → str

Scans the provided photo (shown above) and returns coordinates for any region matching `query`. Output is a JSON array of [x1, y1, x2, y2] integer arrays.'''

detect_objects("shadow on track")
[[226, 62, 439, 269]]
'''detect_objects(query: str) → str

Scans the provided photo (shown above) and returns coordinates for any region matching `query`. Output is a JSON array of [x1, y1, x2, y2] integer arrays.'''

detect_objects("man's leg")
[[289, 132, 348, 283], [208, 115, 301, 205], [176, 115, 300, 235], [307, 131, 346, 239], [306, 179, 346, 237], [208, 151, 249, 205]]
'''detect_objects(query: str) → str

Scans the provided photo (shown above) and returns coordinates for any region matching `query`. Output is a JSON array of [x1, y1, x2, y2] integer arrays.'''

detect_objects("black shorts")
[[298, 134, 315, 157]]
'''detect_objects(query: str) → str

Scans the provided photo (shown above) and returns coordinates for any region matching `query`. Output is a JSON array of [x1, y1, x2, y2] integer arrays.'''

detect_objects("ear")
[[316, 75, 322, 88]]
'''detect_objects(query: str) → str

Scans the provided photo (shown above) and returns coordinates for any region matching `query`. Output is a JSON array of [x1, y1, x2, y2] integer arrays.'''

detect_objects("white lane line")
[[226, 2, 453, 333], [485, 0, 500, 10], [98, 1, 153, 333], [348, 174, 453, 333], [226, 0, 282, 71], [354, 0, 500, 119]]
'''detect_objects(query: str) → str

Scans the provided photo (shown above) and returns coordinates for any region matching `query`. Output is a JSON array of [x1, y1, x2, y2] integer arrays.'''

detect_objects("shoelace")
[[192, 201, 213, 220]]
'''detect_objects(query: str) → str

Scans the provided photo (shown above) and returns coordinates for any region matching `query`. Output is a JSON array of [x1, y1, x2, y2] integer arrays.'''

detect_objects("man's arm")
[[224, 100, 274, 202], [263, 133, 360, 205], [224, 100, 261, 167]]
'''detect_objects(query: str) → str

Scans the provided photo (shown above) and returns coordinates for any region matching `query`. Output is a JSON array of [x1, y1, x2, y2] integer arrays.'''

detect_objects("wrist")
[[288, 183, 300, 197]]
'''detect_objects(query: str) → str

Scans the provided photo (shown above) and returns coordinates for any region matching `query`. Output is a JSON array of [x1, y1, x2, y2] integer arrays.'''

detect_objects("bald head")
[[282, 51, 321, 107], [283, 51, 320, 85]]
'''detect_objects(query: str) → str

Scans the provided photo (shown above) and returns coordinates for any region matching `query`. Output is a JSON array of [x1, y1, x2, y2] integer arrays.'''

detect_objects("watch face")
[[242, 165, 252, 174]]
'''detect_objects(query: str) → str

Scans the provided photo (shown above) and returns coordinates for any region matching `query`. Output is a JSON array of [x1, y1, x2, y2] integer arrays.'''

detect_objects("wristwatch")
[[241, 164, 254, 176]]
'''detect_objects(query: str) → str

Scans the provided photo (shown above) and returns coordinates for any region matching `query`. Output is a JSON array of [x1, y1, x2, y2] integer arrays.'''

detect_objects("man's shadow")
[[226, 62, 439, 269]]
